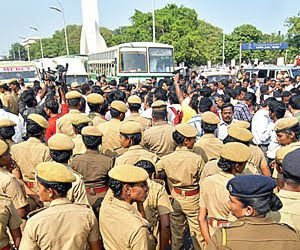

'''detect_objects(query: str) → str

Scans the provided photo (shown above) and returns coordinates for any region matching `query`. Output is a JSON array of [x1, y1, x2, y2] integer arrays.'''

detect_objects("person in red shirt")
[[44, 89, 68, 142]]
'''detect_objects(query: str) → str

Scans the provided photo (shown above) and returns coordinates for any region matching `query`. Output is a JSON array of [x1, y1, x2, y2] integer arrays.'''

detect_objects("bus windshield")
[[149, 47, 173, 73], [0, 70, 37, 81], [120, 48, 147, 73]]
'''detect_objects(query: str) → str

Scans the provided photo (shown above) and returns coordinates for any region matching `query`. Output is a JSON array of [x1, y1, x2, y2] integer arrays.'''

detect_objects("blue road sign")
[[241, 42, 288, 51]]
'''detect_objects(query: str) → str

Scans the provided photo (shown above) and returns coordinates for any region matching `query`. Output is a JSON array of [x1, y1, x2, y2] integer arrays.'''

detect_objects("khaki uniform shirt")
[[157, 146, 205, 191], [97, 118, 122, 156], [194, 134, 223, 161], [56, 109, 81, 138], [200, 159, 221, 184], [115, 145, 158, 166], [20, 198, 100, 250], [143, 179, 173, 228], [63, 164, 89, 206], [11, 137, 51, 182], [200, 171, 236, 234], [0, 168, 27, 209], [207, 217, 300, 250], [92, 115, 106, 127], [100, 196, 149, 250], [124, 113, 151, 131], [243, 144, 267, 175], [268, 190, 300, 235], [0, 194, 22, 249], [2, 92, 18, 115], [144, 121, 176, 157], [72, 134, 87, 156]]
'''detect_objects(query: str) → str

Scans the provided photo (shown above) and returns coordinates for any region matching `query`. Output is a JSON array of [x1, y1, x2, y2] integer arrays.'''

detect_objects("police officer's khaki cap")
[[36, 162, 76, 183], [176, 123, 198, 138], [0, 119, 16, 127], [48, 133, 75, 150], [110, 100, 128, 113], [7, 78, 18, 84], [65, 90, 82, 99], [71, 82, 79, 88], [229, 121, 250, 129], [128, 95, 142, 105], [71, 114, 91, 125], [109, 164, 148, 183], [87, 93, 104, 105], [275, 146, 295, 165], [0, 140, 8, 156], [119, 121, 142, 134], [220, 142, 251, 162], [82, 126, 103, 137], [228, 126, 253, 142], [201, 111, 220, 125], [151, 100, 167, 110], [28, 114, 48, 129], [274, 117, 299, 132]]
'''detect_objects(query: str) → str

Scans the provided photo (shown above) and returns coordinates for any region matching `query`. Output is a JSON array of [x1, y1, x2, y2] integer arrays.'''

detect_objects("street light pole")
[[152, 0, 156, 43], [50, 1, 69, 55], [20, 36, 30, 61], [30, 26, 44, 59]]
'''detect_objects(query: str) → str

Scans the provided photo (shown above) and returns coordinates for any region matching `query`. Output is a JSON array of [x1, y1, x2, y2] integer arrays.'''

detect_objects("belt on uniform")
[[173, 187, 199, 196], [208, 218, 228, 228], [25, 181, 35, 188], [0, 244, 10, 250], [86, 186, 109, 194]]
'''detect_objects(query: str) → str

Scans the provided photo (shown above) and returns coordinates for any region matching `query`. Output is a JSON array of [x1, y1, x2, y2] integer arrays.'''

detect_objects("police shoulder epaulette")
[[152, 179, 165, 186], [27, 207, 47, 219], [220, 220, 244, 229], [279, 223, 297, 233]]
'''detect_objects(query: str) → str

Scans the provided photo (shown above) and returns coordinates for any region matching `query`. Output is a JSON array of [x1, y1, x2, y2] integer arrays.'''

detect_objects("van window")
[[258, 70, 268, 78], [269, 70, 275, 79]]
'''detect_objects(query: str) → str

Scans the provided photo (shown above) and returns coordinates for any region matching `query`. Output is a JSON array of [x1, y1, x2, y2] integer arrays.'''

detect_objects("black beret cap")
[[282, 148, 300, 180], [226, 175, 276, 198]]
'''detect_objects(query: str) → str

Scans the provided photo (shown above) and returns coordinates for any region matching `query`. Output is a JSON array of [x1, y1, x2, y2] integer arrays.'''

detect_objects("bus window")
[[258, 70, 268, 79], [149, 48, 174, 73], [269, 70, 275, 79], [119, 48, 147, 73]]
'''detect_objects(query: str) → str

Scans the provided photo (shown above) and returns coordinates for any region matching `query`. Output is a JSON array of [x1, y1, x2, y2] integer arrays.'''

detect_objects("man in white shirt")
[[0, 101, 24, 142], [217, 103, 237, 140], [251, 98, 276, 154]]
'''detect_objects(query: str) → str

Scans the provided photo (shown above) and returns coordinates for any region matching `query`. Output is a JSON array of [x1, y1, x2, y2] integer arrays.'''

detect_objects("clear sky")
[[1, 0, 299, 55]]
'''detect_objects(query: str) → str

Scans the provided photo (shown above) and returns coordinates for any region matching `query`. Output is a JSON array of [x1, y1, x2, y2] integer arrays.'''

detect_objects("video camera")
[[40, 63, 69, 87]]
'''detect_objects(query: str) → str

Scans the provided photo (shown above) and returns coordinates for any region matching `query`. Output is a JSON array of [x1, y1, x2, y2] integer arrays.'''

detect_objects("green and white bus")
[[88, 42, 174, 84]]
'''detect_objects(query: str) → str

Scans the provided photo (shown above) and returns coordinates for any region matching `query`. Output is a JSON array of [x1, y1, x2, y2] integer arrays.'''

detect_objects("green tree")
[[9, 43, 27, 61], [285, 12, 300, 62]]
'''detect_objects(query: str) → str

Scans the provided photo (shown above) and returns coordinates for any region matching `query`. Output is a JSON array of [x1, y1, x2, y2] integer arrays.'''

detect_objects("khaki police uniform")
[[268, 190, 300, 235], [0, 194, 22, 249], [157, 145, 205, 250], [97, 118, 122, 156], [115, 145, 158, 166], [244, 144, 268, 175], [92, 115, 107, 127], [0, 168, 27, 210], [88, 111, 100, 122], [11, 137, 51, 188], [142, 179, 173, 250], [207, 217, 300, 250], [200, 171, 236, 236], [124, 113, 151, 131], [72, 134, 86, 156], [20, 198, 100, 250], [200, 159, 221, 184], [144, 121, 176, 157], [2, 92, 18, 115], [71, 149, 113, 209], [100, 164, 150, 250], [194, 134, 223, 161], [56, 109, 81, 138]]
